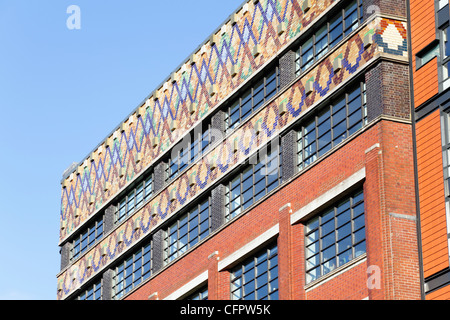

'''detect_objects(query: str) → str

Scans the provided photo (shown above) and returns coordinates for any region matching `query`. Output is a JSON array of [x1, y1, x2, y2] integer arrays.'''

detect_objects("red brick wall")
[[306, 261, 369, 300], [125, 119, 420, 300]]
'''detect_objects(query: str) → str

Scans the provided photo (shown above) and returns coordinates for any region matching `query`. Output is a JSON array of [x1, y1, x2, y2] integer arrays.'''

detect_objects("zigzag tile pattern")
[[56, 16, 409, 300], [59, 0, 337, 242]]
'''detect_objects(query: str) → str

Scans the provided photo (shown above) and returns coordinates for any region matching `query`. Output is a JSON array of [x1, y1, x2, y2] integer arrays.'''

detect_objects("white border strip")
[[290, 168, 366, 225], [163, 270, 208, 300], [218, 224, 279, 271]]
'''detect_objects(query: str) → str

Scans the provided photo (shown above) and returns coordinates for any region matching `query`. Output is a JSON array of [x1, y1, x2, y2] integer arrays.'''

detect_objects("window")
[[441, 27, 450, 85], [225, 143, 282, 221], [441, 110, 450, 223], [116, 174, 153, 223], [77, 279, 102, 300], [164, 197, 212, 264], [71, 215, 104, 261], [305, 189, 366, 284], [230, 242, 278, 300], [112, 239, 152, 299], [185, 285, 208, 300], [165, 121, 215, 182], [295, 0, 364, 76], [297, 81, 366, 170], [417, 42, 439, 68], [224, 65, 280, 133]]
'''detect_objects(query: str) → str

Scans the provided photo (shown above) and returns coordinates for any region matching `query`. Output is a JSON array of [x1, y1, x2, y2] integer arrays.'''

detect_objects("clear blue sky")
[[0, 0, 242, 300]]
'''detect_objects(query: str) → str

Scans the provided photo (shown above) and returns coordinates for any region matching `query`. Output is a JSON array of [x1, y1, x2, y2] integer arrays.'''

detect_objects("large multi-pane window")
[[297, 81, 367, 170], [164, 197, 211, 264], [185, 285, 208, 300], [225, 143, 282, 221], [305, 190, 366, 284], [230, 242, 278, 300], [112, 239, 152, 299], [166, 122, 216, 182], [71, 215, 104, 261], [224, 65, 280, 133], [295, 0, 364, 75], [76, 279, 102, 300], [116, 174, 153, 223]]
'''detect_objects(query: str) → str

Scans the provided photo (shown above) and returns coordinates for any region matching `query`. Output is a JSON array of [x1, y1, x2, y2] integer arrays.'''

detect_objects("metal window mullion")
[[360, 81, 365, 126], [176, 218, 181, 257], [327, 21, 330, 52], [313, 32, 317, 62], [318, 215, 323, 277], [240, 171, 245, 212], [124, 194, 129, 217], [251, 84, 255, 113], [334, 206, 339, 267], [301, 126, 305, 168], [314, 114, 319, 159], [252, 160, 256, 203], [350, 195, 356, 256], [263, 74, 267, 103], [345, 92, 350, 137], [357, 0, 361, 22], [300, 44, 303, 71], [238, 96, 242, 124]]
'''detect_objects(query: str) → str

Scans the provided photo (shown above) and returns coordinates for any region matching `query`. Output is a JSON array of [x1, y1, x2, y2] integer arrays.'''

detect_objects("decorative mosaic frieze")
[[59, 0, 339, 243], [56, 16, 408, 300]]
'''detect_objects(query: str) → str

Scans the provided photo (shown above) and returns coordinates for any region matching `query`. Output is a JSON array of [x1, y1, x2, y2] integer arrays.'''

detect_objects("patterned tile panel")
[[59, 0, 338, 242], [56, 16, 409, 300]]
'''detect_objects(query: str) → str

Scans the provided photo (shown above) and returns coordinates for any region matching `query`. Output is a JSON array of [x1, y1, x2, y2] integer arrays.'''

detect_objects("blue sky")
[[0, 0, 242, 300]]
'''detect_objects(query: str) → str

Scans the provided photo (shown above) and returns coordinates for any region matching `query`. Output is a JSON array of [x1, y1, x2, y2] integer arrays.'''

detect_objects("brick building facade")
[[56, 0, 426, 300]]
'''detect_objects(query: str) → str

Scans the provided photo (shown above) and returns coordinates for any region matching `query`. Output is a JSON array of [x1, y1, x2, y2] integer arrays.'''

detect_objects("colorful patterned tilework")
[[59, 0, 339, 242], [57, 16, 409, 300]]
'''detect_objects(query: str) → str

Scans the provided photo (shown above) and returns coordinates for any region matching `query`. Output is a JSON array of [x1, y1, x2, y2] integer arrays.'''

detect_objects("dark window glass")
[[225, 65, 280, 133], [185, 286, 208, 300], [295, 0, 363, 76], [164, 198, 211, 263], [297, 81, 367, 171], [71, 215, 104, 261], [231, 242, 278, 300], [76, 279, 102, 300], [116, 174, 153, 223], [305, 190, 365, 284], [112, 240, 152, 300], [225, 143, 282, 221]]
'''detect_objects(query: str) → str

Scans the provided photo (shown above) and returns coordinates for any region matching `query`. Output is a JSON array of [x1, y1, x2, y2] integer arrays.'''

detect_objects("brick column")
[[363, 0, 406, 19], [364, 122, 421, 300], [291, 220, 306, 300], [211, 184, 225, 232], [281, 129, 297, 183], [365, 61, 410, 122], [364, 143, 386, 300], [206, 251, 230, 300], [279, 50, 296, 90], [102, 269, 114, 300], [104, 204, 116, 234], [60, 242, 70, 271], [278, 203, 293, 300], [152, 229, 165, 274], [207, 251, 220, 300], [154, 161, 167, 193]]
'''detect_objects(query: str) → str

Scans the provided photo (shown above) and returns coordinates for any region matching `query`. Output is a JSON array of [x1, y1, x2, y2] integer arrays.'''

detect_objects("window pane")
[[305, 189, 365, 284], [231, 244, 277, 300]]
